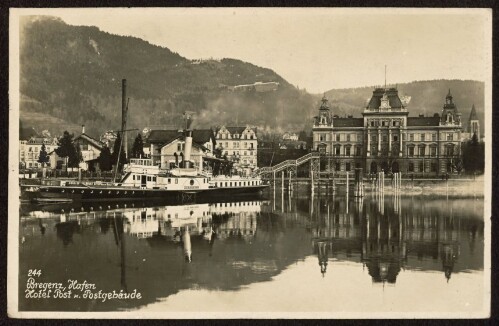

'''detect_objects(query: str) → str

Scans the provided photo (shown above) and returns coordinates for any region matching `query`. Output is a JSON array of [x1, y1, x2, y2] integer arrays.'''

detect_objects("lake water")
[[18, 190, 485, 316]]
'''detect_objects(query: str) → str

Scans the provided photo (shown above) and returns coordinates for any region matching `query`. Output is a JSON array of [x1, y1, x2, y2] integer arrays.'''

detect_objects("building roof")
[[407, 116, 441, 126], [192, 129, 215, 144], [469, 104, 478, 120], [226, 126, 247, 135], [147, 129, 215, 146], [333, 118, 364, 127], [147, 130, 182, 144], [75, 133, 104, 150], [366, 88, 404, 110]]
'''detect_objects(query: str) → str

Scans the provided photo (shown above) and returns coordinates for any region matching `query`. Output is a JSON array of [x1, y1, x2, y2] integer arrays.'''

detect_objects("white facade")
[[20, 137, 58, 169], [215, 126, 258, 170]]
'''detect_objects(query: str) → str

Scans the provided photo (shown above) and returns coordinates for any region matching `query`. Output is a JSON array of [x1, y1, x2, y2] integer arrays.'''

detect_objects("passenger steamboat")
[[24, 130, 268, 203]]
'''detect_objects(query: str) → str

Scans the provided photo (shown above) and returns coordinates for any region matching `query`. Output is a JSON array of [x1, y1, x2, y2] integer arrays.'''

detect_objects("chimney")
[[184, 130, 193, 167], [82, 125, 85, 134]]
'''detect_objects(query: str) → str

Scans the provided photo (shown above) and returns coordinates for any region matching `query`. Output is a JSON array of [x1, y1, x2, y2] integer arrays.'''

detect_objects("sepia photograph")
[[8, 7, 491, 318]]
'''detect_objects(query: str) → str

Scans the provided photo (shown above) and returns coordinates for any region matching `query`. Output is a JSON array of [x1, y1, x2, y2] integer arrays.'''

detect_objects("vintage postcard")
[[8, 8, 491, 318]]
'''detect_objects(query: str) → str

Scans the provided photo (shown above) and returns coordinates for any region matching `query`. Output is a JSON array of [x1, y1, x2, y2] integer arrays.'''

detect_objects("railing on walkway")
[[258, 152, 320, 175]]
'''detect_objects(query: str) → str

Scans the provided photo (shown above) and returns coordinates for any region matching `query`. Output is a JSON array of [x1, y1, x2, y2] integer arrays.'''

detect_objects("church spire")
[[469, 104, 478, 120], [446, 89, 454, 105]]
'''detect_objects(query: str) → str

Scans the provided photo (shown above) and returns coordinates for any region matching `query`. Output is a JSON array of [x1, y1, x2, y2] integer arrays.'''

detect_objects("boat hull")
[[28, 184, 269, 203]]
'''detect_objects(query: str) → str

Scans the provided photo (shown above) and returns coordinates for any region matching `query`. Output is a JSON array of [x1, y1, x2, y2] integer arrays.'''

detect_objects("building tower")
[[440, 89, 461, 125], [468, 104, 480, 141], [316, 95, 332, 126]]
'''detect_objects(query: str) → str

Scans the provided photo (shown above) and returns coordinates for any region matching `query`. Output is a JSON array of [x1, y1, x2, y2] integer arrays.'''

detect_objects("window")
[[393, 135, 398, 141], [430, 146, 437, 157], [335, 162, 340, 171], [345, 163, 351, 171], [147, 176, 151, 181], [222, 134, 226, 139], [421, 134, 425, 141], [382, 121, 386, 127], [372, 135, 377, 141], [409, 134, 414, 141], [371, 121, 375, 127], [336, 134, 340, 141], [402, 134, 406, 141], [419, 146, 425, 157], [408, 146, 415, 157], [408, 162, 414, 172], [345, 146, 351, 156], [446, 145, 454, 156], [447, 133, 454, 141], [382, 135, 387, 142], [393, 120, 400, 127], [177, 143, 182, 151], [419, 161, 424, 172], [431, 162, 438, 172], [432, 134, 437, 141], [347, 134, 351, 141], [355, 146, 361, 156], [335, 146, 341, 155], [320, 135, 324, 141]]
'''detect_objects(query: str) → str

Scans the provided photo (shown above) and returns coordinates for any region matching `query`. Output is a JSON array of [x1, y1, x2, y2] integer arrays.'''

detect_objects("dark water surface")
[[19, 190, 485, 314]]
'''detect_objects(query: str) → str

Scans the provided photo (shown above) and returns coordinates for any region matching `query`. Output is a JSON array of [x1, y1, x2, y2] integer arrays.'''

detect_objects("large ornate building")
[[313, 88, 468, 176]]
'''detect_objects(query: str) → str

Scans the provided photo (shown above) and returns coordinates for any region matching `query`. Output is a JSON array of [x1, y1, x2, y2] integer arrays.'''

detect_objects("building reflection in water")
[[309, 192, 472, 284]]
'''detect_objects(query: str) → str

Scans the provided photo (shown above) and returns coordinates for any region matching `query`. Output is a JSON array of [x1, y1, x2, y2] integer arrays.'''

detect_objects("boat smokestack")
[[182, 111, 194, 168], [184, 130, 193, 165], [122, 79, 127, 158]]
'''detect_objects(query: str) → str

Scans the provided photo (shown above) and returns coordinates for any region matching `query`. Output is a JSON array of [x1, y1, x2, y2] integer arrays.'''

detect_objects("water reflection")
[[19, 191, 483, 312]]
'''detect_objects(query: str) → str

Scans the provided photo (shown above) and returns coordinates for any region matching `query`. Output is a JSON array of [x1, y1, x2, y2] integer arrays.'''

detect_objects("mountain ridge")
[[19, 16, 485, 140]]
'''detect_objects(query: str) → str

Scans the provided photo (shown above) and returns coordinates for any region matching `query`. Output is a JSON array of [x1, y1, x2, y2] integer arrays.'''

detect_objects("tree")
[[98, 145, 112, 171], [37, 143, 50, 177], [131, 133, 145, 158], [69, 143, 83, 168], [37, 143, 50, 168], [55, 131, 78, 171], [462, 133, 485, 175], [112, 133, 127, 171]]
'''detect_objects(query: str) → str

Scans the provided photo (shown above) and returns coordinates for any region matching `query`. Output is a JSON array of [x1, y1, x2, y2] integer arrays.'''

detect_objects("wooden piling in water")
[[354, 168, 364, 197]]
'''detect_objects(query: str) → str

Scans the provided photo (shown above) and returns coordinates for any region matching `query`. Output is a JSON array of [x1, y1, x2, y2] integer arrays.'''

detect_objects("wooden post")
[[281, 170, 284, 189], [346, 171, 349, 195]]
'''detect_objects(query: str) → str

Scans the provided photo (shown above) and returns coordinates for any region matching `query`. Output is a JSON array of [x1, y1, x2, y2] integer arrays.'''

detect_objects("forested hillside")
[[19, 16, 485, 140], [20, 16, 315, 138]]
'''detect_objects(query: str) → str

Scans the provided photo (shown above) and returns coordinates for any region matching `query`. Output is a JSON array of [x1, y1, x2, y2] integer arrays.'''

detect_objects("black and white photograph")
[[8, 7, 491, 318]]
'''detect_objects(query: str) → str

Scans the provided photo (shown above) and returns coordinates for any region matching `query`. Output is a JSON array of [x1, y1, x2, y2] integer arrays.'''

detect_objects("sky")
[[14, 8, 491, 93]]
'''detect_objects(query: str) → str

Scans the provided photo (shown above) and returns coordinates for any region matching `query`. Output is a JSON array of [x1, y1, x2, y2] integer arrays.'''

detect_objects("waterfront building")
[[144, 129, 216, 169], [20, 136, 58, 169], [312, 88, 468, 176], [215, 126, 258, 171], [74, 125, 104, 170]]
